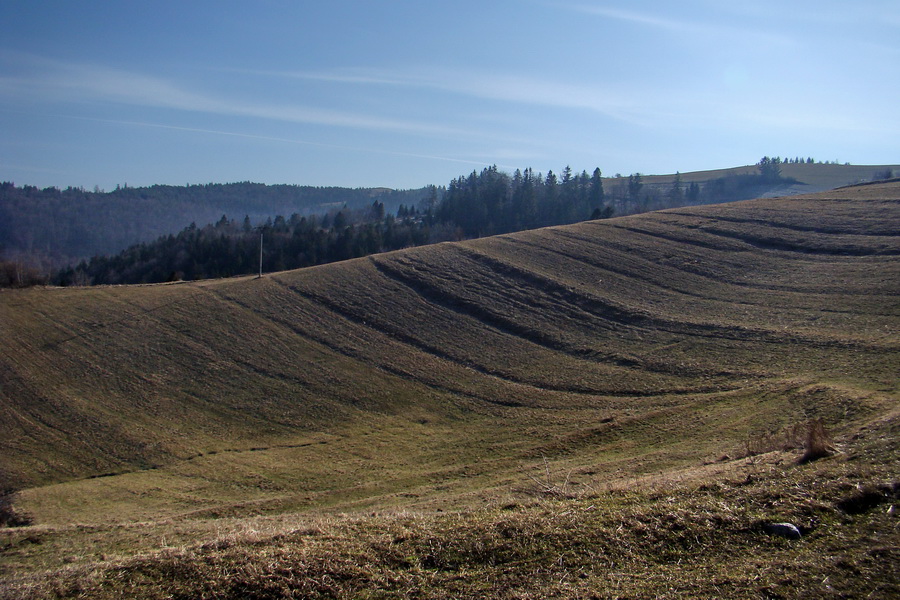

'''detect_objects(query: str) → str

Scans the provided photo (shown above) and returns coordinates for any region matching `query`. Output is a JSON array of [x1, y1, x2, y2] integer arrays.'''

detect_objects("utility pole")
[[258, 231, 263, 278]]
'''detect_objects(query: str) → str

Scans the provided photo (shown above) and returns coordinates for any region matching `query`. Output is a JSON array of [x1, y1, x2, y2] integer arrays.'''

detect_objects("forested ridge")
[[0, 181, 429, 271], [55, 203, 434, 286], [3, 158, 895, 287], [56, 165, 614, 285]]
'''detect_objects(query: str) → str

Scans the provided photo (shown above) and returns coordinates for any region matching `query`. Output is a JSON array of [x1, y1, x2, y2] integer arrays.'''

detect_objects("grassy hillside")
[[1, 181, 898, 598]]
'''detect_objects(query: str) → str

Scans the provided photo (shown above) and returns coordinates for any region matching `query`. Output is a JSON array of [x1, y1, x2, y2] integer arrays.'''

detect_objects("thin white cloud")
[[0, 52, 212, 110], [559, 2, 796, 46], [257, 69, 411, 87], [56, 114, 504, 169], [268, 62, 886, 138], [565, 4, 699, 32], [0, 52, 475, 139], [461, 73, 660, 124], [254, 66, 656, 125]]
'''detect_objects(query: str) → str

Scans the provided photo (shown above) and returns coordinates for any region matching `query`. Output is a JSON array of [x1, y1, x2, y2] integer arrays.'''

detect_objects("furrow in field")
[[666, 192, 900, 236], [693, 225, 898, 256], [454, 242, 877, 350], [478, 230, 899, 342], [209, 275, 590, 407], [662, 211, 900, 238], [369, 250, 744, 384], [571, 216, 899, 312], [263, 268, 711, 399], [372, 247, 659, 348], [535, 225, 788, 299]]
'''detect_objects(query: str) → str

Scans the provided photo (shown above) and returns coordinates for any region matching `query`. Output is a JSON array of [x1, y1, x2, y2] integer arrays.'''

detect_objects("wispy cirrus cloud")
[[45, 114, 509, 169], [292, 64, 893, 137], [557, 2, 796, 46], [563, 4, 700, 33], [0, 51, 475, 139], [251, 66, 657, 125], [0, 52, 213, 111]]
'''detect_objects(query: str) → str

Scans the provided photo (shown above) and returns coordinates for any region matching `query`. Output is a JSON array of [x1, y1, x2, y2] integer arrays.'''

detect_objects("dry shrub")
[[0, 259, 48, 288], [800, 418, 835, 463], [743, 419, 834, 463], [520, 456, 578, 499]]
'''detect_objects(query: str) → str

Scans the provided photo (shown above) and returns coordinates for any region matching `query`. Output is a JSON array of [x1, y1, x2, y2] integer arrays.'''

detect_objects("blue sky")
[[1, 0, 897, 191]]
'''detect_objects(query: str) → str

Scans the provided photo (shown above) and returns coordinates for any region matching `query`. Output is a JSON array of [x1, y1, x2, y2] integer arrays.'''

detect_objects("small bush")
[[800, 418, 835, 463], [742, 419, 834, 463]]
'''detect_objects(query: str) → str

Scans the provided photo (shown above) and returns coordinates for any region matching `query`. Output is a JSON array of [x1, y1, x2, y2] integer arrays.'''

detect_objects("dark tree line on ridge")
[[436, 166, 610, 238], [53, 202, 434, 286], [2, 158, 831, 287], [54, 165, 618, 286], [0, 181, 429, 272]]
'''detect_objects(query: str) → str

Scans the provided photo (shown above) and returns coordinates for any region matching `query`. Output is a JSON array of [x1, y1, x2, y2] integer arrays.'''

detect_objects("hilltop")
[[1, 181, 898, 598]]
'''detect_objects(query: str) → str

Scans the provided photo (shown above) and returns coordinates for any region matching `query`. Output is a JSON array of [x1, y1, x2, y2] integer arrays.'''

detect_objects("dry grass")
[[3, 415, 897, 599], [1, 181, 898, 598], [743, 422, 804, 458], [518, 455, 580, 499]]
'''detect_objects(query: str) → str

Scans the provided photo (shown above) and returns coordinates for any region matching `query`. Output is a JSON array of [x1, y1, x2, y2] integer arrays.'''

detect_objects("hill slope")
[[1, 180, 895, 486], [1, 181, 898, 598]]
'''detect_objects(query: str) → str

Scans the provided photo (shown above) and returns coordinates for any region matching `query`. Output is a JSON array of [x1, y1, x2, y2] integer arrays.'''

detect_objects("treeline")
[[7, 158, 812, 287], [433, 160, 793, 235], [766, 156, 840, 165], [0, 181, 430, 270], [56, 164, 621, 285], [436, 166, 610, 237], [54, 202, 434, 286]]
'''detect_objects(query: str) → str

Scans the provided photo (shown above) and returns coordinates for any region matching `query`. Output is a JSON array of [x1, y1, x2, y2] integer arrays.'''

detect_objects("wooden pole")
[[258, 231, 263, 278]]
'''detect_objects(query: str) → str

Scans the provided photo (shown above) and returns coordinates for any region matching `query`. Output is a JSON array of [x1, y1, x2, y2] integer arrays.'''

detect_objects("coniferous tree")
[[686, 182, 701, 204], [668, 172, 684, 206], [589, 167, 605, 212], [758, 156, 783, 181], [627, 173, 643, 201]]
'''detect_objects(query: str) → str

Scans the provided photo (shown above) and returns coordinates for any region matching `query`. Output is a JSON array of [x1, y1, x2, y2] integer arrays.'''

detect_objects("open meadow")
[[1, 181, 898, 598]]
